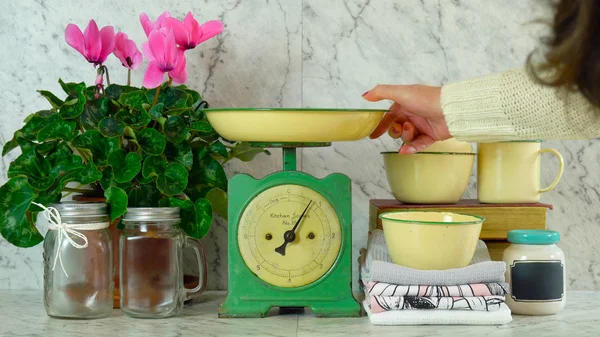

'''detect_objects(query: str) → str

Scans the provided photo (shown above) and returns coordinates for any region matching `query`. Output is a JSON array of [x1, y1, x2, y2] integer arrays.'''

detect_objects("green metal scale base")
[[218, 142, 360, 318]]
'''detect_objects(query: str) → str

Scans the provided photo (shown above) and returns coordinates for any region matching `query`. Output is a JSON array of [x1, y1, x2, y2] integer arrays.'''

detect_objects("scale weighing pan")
[[204, 108, 387, 142]]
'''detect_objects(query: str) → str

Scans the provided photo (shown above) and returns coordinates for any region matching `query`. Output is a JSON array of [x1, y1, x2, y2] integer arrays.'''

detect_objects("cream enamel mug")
[[477, 141, 564, 203]]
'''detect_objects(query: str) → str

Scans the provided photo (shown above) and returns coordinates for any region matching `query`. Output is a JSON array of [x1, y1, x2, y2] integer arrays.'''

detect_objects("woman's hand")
[[362, 84, 452, 154]]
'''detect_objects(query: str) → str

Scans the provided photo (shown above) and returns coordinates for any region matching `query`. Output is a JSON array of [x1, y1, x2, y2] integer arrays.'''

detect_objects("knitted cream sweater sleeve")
[[440, 68, 600, 142]]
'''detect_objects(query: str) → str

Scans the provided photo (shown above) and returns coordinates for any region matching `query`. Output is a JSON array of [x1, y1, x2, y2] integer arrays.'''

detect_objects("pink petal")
[[130, 48, 143, 70], [113, 35, 128, 67], [125, 39, 143, 69], [143, 61, 166, 88], [164, 17, 189, 48], [156, 11, 172, 27], [98, 26, 115, 64], [169, 50, 187, 84], [65, 24, 86, 57], [195, 20, 224, 44], [148, 30, 167, 67], [163, 30, 179, 68], [83, 20, 102, 63], [183, 12, 197, 32], [139, 13, 154, 37], [141, 41, 155, 63]]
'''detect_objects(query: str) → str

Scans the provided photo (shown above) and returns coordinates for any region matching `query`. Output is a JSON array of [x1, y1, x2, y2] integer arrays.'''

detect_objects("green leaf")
[[8, 149, 55, 190], [21, 114, 58, 141], [196, 155, 227, 191], [128, 184, 161, 207], [209, 141, 228, 159], [2, 131, 23, 156], [230, 142, 270, 162], [166, 107, 192, 116], [108, 150, 142, 183], [81, 97, 109, 130], [31, 184, 62, 212], [115, 108, 151, 129], [190, 121, 213, 134], [157, 163, 188, 196], [165, 142, 193, 169], [58, 81, 86, 119], [37, 90, 63, 109], [0, 177, 41, 247], [58, 79, 85, 95], [185, 89, 201, 108], [99, 117, 125, 138], [146, 86, 188, 109], [75, 161, 102, 185], [46, 142, 84, 176], [118, 90, 148, 109], [36, 110, 56, 118], [164, 116, 187, 143], [37, 119, 77, 142], [205, 187, 228, 220], [193, 198, 213, 239], [148, 103, 165, 120], [104, 186, 128, 221], [105, 84, 139, 101], [142, 155, 167, 178], [36, 141, 59, 155], [100, 167, 133, 191], [71, 130, 119, 167], [137, 128, 166, 155]]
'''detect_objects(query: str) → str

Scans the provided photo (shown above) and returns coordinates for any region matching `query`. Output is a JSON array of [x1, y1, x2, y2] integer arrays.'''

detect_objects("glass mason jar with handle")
[[119, 207, 207, 318], [40, 201, 113, 319]]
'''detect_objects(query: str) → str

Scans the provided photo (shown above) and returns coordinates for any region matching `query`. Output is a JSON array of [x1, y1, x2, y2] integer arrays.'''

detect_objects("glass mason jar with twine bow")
[[37, 202, 113, 319]]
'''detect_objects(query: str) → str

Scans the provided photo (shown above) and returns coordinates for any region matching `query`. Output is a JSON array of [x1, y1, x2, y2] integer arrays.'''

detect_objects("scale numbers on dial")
[[237, 184, 342, 288]]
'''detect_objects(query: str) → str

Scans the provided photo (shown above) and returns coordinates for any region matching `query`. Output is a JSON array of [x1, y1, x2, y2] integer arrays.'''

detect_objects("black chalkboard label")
[[510, 260, 564, 302]]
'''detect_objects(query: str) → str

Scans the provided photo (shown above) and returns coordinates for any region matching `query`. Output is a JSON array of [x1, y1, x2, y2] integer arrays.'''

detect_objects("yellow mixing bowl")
[[379, 211, 484, 270], [204, 108, 386, 142], [382, 151, 475, 204]]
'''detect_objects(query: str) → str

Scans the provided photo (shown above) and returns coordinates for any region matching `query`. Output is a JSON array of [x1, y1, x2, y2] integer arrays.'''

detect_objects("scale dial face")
[[237, 184, 342, 288]]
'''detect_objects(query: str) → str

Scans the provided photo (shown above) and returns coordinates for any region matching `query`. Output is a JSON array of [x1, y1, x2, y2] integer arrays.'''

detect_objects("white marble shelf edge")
[[0, 291, 598, 337]]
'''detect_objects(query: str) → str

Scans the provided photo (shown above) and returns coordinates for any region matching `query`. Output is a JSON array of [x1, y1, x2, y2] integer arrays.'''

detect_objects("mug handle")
[[538, 148, 565, 193], [183, 237, 208, 301]]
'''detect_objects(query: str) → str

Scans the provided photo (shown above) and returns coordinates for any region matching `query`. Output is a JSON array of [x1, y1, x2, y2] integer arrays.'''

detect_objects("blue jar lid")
[[507, 229, 560, 245]]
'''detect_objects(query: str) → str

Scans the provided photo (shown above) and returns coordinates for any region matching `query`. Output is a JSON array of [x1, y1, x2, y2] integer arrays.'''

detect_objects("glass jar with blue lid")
[[502, 229, 566, 315]]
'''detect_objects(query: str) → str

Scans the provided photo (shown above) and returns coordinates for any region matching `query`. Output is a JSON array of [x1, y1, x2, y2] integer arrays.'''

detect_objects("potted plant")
[[0, 11, 267, 306]]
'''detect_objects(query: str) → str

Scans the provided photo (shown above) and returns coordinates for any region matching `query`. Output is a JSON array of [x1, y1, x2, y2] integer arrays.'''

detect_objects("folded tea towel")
[[367, 294, 506, 313], [362, 299, 513, 325], [359, 230, 506, 285], [366, 281, 509, 297]]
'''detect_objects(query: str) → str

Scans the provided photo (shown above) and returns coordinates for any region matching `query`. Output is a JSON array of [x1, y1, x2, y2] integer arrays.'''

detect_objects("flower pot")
[[72, 195, 201, 308]]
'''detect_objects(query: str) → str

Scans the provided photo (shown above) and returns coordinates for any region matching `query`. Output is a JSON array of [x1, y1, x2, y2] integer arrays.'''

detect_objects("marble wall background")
[[1, 0, 599, 291]]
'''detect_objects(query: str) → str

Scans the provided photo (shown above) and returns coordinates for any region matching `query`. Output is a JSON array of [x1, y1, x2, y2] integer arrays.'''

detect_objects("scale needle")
[[275, 200, 312, 256]]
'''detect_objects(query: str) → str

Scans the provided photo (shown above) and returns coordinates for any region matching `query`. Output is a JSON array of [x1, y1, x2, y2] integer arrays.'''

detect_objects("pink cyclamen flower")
[[142, 30, 187, 88], [165, 12, 224, 50], [65, 19, 115, 66], [139, 11, 171, 37], [113, 32, 143, 70]]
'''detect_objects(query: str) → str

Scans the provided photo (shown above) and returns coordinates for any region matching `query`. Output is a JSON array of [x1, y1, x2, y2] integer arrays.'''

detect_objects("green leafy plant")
[[0, 13, 268, 248]]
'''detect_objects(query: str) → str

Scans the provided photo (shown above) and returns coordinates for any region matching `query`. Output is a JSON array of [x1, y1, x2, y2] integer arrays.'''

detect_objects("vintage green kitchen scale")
[[204, 108, 387, 318]]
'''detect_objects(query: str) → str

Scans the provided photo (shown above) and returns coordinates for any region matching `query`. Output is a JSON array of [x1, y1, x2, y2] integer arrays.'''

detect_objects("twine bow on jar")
[[33, 202, 110, 278]]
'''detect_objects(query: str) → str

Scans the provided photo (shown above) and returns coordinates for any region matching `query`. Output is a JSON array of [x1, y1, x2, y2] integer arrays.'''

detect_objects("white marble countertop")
[[0, 291, 598, 337]]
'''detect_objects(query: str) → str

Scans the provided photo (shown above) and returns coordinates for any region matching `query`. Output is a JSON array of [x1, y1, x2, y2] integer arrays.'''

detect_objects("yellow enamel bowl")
[[379, 211, 484, 270], [382, 151, 475, 204], [417, 138, 474, 153], [204, 108, 387, 142]]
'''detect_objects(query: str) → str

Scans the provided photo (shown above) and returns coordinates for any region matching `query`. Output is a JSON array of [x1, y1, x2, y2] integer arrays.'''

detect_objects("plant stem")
[[152, 85, 162, 106], [127, 69, 131, 86], [104, 66, 111, 86], [62, 187, 92, 193], [168, 76, 173, 86]]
